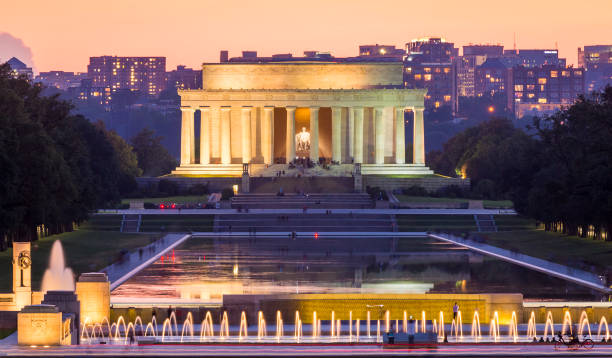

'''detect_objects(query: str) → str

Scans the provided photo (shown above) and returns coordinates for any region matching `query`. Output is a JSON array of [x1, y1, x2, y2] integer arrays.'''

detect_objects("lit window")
[[435, 101, 440, 108], [405, 67, 412, 74], [528, 93, 535, 98], [444, 95, 451, 102], [424, 67, 431, 73], [515, 85, 523, 91], [538, 78, 547, 84], [435, 68, 441, 73], [562, 71, 570, 77], [550, 71, 558, 78], [538, 98, 547, 103], [444, 68, 450, 74], [414, 74, 422, 80], [526, 85, 535, 90], [424, 74, 432, 81]]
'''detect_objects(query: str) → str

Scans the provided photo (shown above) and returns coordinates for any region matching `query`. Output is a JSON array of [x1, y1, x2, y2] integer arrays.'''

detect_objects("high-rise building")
[[6, 57, 33, 80], [501, 49, 565, 68], [87, 56, 166, 103], [578, 45, 612, 92], [166, 65, 202, 90], [508, 65, 584, 118], [457, 45, 504, 97], [36, 71, 87, 90], [404, 37, 458, 113], [474, 58, 510, 97]]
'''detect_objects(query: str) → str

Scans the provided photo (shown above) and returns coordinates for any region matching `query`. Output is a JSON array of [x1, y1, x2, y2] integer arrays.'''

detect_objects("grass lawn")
[[121, 195, 209, 205], [397, 214, 478, 232], [0, 328, 15, 339], [483, 200, 514, 209], [482, 230, 612, 271], [0, 229, 160, 292], [493, 215, 538, 231], [139, 214, 214, 232]]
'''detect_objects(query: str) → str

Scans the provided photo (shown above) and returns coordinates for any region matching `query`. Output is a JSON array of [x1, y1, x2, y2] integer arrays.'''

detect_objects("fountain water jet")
[[220, 312, 229, 338], [508, 311, 519, 343], [275, 311, 283, 339], [41, 241, 75, 293], [597, 316, 609, 341], [489, 311, 500, 342], [561, 311, 572, 336], [526, 311, 537, 339], [543, 311, 555, 340], [239, 311, 248, 339], [578, 311, 592, 339], [471, 311, 481, 340], [257, 311, 267, 339]]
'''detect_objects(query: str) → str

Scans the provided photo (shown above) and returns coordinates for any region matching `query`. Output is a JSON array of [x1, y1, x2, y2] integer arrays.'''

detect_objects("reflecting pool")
[[111, 236, 597, 303]]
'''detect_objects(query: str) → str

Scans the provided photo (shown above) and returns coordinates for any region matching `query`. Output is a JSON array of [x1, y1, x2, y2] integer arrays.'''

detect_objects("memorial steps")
[[230, 193, 374, 209], [214, 213, 394, 232]]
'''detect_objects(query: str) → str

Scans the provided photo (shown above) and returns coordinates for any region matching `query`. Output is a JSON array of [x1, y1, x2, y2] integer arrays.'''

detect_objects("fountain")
[[471, 311, 481, 340], [578, 311, 592, 338], [598, 316, 609, 341], [561, 310, 572, 336], [543, 311, 555, 340], [41, 241, 75, 293], [526, 311, 537, 339]]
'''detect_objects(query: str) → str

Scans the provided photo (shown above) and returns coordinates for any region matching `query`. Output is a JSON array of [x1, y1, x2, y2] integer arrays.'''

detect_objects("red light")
[[161, 256, 164, 263], [314, 233, 318, 239], [160, 204, 164, 209], [171, 203, 176, 209]]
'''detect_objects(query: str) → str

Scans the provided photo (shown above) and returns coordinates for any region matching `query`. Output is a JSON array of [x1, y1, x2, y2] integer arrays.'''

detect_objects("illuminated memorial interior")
[[172, 62, 434, 176]]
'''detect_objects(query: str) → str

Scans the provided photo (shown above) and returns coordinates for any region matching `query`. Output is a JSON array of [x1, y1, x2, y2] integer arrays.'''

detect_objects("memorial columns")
[[413, 107, 425, 164], [348, 107, 355, 160], [262, 106, 274, 165], [220, 106, 231, 165], [332, 106, 342, 163], [285, 106, 296, 163], [180, 106, 194, 165], [241, 106, 252, 163], [309, 106, 319, 162], [353, 107, 364, 164], [395, 107, 406, 164], [374, 107, 385, 164], [199, 106, 210, 164]]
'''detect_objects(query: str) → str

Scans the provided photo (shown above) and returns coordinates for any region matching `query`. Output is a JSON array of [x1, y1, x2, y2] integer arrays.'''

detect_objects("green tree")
[[131, 128, 177, 176], [95, 121, 142, 194]]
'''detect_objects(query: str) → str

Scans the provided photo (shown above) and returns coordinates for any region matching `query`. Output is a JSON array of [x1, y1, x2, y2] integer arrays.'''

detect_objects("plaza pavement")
[[100, 208, 517, 215]]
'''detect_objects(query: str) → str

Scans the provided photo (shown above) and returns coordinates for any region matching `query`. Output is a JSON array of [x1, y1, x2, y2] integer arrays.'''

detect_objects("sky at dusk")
[[2, 0, 611, 73]]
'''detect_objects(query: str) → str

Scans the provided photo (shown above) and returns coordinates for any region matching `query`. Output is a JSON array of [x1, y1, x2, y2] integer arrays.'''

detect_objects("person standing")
[[453, 302, 459, 320], [407, 315, 416, 344]]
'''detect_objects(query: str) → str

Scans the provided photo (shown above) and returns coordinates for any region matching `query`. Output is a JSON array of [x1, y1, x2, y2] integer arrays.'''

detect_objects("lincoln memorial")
[[172, 62, 433, 176]]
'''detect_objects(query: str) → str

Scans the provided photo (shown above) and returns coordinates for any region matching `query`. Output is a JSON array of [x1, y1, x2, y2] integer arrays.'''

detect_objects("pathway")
[[429, 233, 611, 293], [100, 233, 190, 291], [99, 208, 517, 215]]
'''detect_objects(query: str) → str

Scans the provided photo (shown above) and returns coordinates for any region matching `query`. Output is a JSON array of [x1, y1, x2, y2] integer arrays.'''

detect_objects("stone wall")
[[364, 176, 470, 192], [136, 176, 240, 192]]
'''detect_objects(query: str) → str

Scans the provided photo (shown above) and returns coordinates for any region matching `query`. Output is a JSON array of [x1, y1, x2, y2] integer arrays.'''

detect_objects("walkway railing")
[[429, 232, 611, 293]]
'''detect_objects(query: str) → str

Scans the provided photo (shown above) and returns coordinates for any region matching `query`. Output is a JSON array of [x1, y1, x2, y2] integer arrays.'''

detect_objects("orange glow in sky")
[[2, 0, 611, 72]]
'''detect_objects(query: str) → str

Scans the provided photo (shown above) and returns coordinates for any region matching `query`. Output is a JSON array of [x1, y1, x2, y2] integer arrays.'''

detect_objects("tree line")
[[0, 64, 176, 249], [428, 87, 612, 240]]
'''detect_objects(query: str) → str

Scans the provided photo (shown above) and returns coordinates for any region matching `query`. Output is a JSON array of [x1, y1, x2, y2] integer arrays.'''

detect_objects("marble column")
[[413, 107, 425, 164], [220, 106, 231, 165], [332, 107, 342, 163], [241, 106, 252, 163], [180, 106, 194, 165], [395, 107, 406, 164], [309, 106, 319, 162], [353, 107, 364, 164], [199, 106, 210, 164], [285, 106, 296, 163], [374, 107, 385, 164], [262, 106, 274, 165], [348, 107, 355, 160]]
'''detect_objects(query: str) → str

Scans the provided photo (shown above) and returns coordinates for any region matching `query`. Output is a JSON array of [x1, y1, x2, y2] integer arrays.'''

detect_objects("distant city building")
[[501, 49, 565, 68], [36, 71, 86, 90], [87, 56, 166, 104], [6, 57, 33, 80], [508, 64, 584, 118], [457, 45, 504, 97], [404, 37, 458, 113], [578, 45, 612, 92], [474, 58, 510, 97], [166, 65, 202, 90], [358, 44, 405, 59]]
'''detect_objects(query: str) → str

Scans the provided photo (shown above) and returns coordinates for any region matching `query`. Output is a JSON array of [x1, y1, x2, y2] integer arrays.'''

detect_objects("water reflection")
[[111, 236, 596, 303]]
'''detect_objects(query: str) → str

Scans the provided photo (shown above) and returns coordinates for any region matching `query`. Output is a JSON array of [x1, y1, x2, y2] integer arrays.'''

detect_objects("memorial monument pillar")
[[200, 106, 210, 164], [180, 106, 195, 165], [413, 107, 425, 164], [220, 106, 231, 165], [309, 106, 319, 162], [241, 106, 252, 163], [353, 107, 364, 164], [374, 107, 385, 164], [285, 106, 296, 163], [332, 106, 342, 163], [262, 106, 274, 165], [395, 107, 406, 164]]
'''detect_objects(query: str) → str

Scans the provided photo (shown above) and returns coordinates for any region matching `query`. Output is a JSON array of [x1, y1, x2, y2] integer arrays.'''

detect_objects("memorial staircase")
[[214, 213, 394, 232], [230, 193, 373, 209]]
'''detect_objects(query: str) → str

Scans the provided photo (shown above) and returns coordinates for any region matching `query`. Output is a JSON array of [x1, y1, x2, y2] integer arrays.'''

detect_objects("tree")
[[95, 121, 142, 194], [131, 128, 177, 177]]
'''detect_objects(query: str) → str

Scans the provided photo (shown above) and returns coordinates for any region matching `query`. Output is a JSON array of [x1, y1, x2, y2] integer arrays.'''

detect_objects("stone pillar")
[[220, 106, 231, 165], [262, 106, 274, 165], [395, 107, 406, 164], [241, 106, 252, 163], [353, 107, 364, 164], [199, 106, 210, 164], [374, 107, 385, 164], [348, 107, 355, 160], [285, 106, 296, 163], [180, 106, 194, 165], [413, 107, 425, 164], [332, 106, 342, 163], [309, 106, 319, 162]]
